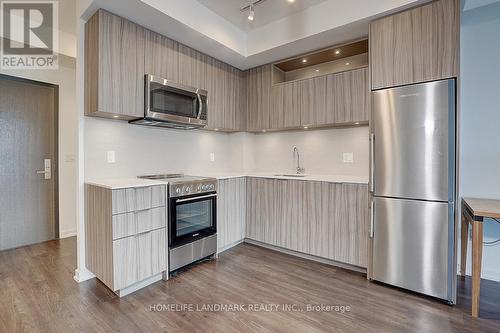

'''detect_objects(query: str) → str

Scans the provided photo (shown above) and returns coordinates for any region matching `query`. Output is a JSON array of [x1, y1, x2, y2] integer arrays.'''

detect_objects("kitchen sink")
[[274, 174, 307, 178]]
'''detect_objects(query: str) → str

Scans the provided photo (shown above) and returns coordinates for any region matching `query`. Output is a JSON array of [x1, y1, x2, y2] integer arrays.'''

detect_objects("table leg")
[[472, 220, 483, 318], [461, 212, 469, 276]]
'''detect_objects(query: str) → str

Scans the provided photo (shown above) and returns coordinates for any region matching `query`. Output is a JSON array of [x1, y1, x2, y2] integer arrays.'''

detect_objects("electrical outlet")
[[209, 152, 215, 162], [343, 152, 354, 163], [106, 151, 116, 163]]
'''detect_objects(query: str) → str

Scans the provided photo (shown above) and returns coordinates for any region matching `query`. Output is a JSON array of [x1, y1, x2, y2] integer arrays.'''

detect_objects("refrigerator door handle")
[[370, 132, 375, 193], [370, 200, 374, 238]]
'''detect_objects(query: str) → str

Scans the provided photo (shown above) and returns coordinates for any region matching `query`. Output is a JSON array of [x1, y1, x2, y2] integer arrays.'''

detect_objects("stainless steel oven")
[[169, 193, 216, 248], [129, 74, 208, 129], [167, 177, 218, 271]]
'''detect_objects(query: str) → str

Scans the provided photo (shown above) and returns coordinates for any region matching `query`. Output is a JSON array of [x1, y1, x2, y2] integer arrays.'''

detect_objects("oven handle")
[[175, 193, 217, 203]]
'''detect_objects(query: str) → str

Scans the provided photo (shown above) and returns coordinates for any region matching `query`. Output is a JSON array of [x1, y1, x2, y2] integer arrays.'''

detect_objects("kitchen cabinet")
[[85, 10, 244, 131], [178, 44, 208, 90], [85, 9, 145, 120], [245, 65, 272, 131], [207, 63, 245, 131], [370, 0, 459, 90], [245, 177, 280, 245], [217, 177, 246, 251], [245, 177, 369, 268], [300, 76, 327, 126], [85, 184, 167, 296], [270, 81, 301, 129], [326, 67, 369, 124], [144, 29, 179, 82]]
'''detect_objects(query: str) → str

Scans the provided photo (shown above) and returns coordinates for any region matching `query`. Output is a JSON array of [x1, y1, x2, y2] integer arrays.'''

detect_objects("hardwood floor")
[[1, 237, 499, 332]]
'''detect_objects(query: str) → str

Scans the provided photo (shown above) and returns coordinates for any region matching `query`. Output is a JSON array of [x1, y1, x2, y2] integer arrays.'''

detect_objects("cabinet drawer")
[[112, 212, 136, 239], [112, 206, 166, 240], [112, 185, 166, 214], [112, 188, 136, 214], [112, 227, 167, 290], [136, 206, 166, 234]]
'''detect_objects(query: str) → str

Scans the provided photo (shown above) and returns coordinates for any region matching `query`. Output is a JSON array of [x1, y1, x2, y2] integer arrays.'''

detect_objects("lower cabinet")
[[217, 177, 246, 251], [245, 177, 369, 268], [85, 184, 168, 296]]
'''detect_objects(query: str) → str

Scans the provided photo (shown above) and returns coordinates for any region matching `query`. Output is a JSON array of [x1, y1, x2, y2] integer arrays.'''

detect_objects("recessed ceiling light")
[[302, 59, 307, 63], [354, 122, 360, 125], [288, 0, 295, 2], [335, 49, 341, 55], [113, 115, 119, 118], [345, 62, 350, 65], [214, 128, 219, 131], [315, 69, 320, 72], [248, 5, 254, 21]]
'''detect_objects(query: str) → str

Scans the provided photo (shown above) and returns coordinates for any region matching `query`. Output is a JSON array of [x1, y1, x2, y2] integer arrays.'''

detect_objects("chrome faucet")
[[293, 146, 305, 174]]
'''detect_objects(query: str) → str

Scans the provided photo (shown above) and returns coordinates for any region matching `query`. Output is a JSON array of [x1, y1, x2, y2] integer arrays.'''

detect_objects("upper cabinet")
[[85, 10, 145, 120], [245, 65, 272, 132], [370, 0, 459, 90], [85, 10, 244, 131], [144, 30, 179, 83]]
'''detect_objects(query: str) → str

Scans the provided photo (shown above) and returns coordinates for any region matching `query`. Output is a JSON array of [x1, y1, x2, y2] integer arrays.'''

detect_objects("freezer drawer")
[[372, 197, 454, 301], [372, 79, 455, 202]]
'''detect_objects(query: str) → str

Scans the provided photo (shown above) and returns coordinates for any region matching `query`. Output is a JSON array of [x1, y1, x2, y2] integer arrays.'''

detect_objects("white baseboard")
[[59, 229, 77, 238], [74, 267, 95, 283]]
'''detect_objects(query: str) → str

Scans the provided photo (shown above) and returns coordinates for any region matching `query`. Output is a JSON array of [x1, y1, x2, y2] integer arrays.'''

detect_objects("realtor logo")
[[1, 1, 58, 69]]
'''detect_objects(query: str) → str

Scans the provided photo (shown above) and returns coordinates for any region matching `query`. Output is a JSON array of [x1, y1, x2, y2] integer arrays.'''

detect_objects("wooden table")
[[461, 197, 500, 318]]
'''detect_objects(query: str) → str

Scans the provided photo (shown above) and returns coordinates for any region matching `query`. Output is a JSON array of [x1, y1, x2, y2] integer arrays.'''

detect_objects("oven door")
[[145, 74, 207, 127], [169, 193, 217, 248]]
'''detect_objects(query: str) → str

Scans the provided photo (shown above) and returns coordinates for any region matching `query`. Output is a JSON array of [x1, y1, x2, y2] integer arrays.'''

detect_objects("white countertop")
[[85, 178, 169, 190], [85, 173, 368, 189], [196, 172, 369, 184]]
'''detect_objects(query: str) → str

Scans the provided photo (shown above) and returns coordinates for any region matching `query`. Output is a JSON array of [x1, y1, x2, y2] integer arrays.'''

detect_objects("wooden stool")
[[461, 198, 500, 318]]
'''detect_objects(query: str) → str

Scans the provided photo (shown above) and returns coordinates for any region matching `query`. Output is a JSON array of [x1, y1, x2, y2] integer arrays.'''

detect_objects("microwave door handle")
[[196, 93, 202, 119]]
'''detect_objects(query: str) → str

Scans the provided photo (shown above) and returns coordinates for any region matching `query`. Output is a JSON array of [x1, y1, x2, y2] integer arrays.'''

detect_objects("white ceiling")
[[197, 0, 328, 31], [80, 0, 427, 70]]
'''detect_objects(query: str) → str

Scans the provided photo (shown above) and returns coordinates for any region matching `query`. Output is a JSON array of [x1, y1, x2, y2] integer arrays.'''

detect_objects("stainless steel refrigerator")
[[370, 79, 457, 303]]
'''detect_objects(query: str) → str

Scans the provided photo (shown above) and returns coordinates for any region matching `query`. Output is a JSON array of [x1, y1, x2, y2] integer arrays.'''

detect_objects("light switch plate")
[[343, 152, 354, 163], [209, 152, 215, 162], [107, 151, 116, 163]]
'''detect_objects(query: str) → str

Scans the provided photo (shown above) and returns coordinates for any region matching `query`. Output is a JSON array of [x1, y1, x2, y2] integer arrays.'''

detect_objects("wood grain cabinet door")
[[245, 65, 271, 131], [370, 0, 459, 90], [85, 10, 145, 119], [144, 30, 179, 82], [217, 178, 246, 251], [326, 68, 369, 124], [300, 76, 327, 126]]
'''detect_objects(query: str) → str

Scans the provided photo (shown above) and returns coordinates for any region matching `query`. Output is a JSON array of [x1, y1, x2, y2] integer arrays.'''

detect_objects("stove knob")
[[185, 186, 190, 193], [175, 187, 181, 195], [202, 185, 207, 191], [197, 185, 202, 191], [210, 184, 215, 190]]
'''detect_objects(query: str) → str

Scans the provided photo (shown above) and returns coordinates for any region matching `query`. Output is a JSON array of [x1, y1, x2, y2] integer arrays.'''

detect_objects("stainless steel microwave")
[[129, 74, 208, 129]]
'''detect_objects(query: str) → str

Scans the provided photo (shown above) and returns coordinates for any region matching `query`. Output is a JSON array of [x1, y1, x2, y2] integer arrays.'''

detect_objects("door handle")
[[36, 159, 51, 180]]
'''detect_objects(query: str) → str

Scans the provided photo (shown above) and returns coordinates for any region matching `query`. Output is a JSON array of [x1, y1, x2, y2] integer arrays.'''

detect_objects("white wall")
[[460, 2, 500, 281], [243, 127, 369, 176], [84, 118, 245, 179], [84, 119, 368, 179], [0, 0, 77, 238]]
